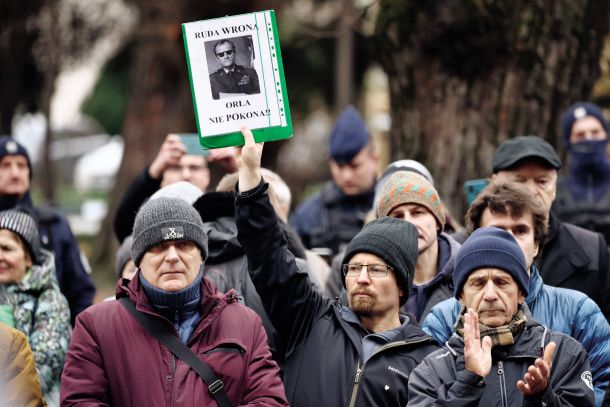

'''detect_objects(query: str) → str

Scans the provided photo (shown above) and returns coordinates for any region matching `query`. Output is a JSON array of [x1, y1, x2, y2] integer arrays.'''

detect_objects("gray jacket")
[[408, 308, 594, 407]]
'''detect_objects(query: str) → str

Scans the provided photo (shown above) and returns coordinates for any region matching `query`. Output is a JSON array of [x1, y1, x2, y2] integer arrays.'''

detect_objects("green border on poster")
[[181, 10, 293, 149]]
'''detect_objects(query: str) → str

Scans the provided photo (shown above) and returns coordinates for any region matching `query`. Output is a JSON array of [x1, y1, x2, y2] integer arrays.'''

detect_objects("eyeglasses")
[[216, 50, 234, 57], [342, 264, 392, 278]]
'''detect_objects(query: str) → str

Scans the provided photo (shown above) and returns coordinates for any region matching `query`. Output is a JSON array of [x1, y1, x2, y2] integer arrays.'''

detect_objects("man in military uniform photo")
[[209, 39, 260, 100]]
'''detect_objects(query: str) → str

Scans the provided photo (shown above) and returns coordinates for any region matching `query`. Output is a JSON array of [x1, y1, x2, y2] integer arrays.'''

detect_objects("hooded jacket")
[[422, 265, 610, 406], [2, 249, 70, 405], [409, 308, 594, 406], [236, 181, 438, 407], [0, 323, 45, 407], [60, 273, 288, 407], [0, 194, 94, 325]]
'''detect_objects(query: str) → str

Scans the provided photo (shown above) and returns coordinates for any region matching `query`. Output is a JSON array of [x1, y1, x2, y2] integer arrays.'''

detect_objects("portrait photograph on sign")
[[182, 10, 292, 149], [205, 36, 261, 100]]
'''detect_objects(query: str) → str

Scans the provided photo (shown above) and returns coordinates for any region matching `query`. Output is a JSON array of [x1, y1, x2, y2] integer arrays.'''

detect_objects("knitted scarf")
[[455, 304, 527, 347]]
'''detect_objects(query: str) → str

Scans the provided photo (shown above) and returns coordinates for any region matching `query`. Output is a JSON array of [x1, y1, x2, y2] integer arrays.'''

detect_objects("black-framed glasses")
[[216, 50, 234, 57], [342, 264, 392, 278]]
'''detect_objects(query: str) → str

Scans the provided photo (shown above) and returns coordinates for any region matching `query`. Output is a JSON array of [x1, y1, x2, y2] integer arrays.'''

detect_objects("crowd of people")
[[1, 102, 610, 406]]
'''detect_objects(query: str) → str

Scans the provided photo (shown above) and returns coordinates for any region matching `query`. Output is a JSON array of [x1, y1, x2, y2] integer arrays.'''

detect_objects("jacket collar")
[[446, 305, 546, 369], [526, 265, 544, 304]]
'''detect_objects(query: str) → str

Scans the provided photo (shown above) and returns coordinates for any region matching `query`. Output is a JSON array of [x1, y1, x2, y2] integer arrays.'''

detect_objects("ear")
[[533, 242, 539, 259], [491, 173, 497, 181], [517, 289, 526, 304]]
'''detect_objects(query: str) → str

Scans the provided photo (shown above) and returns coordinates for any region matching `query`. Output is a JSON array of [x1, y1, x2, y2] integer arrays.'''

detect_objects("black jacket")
[[408, 309, 595, 406], [536, 213, 610, 320], [236, 182, 438, 407]]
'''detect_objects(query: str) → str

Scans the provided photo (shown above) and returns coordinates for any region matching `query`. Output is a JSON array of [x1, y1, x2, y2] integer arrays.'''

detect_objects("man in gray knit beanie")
[[62, 195, 288, 405]]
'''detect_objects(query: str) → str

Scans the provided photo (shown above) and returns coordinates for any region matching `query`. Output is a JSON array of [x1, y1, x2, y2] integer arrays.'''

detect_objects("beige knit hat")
[[377, 171, 445, 231]]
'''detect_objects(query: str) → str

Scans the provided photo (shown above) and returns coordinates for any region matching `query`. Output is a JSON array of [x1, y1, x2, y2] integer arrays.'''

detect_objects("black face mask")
[[569, 140, 610, 173]]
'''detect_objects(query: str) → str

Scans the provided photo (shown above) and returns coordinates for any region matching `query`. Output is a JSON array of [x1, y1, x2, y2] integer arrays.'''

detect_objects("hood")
[[9, 249, 57, 293], [206, 217, 244, 264], [193, 192, 244, 264], [438, 232, 460, 279]]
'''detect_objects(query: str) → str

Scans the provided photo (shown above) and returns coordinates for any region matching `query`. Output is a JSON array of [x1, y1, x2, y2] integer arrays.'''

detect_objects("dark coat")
[[60, 274, 288, 407], [209, 65, 260, 100], [235, 181, 438, 407], [289, 181, 375, 256], [409, 310, 595, 406], [422, 265, 610, 405], [536, 213, 610, 320]]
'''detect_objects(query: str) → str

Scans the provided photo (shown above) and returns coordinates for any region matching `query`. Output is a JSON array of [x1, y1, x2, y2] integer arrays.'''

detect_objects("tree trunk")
[[375, 0, 609, 217]]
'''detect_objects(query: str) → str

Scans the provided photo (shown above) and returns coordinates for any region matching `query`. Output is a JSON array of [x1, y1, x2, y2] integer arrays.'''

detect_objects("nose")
[[165, 244, 180, 262], [356, 266, 371, 284], [482, 280, 499, 301], [181, 167, 192, 181]]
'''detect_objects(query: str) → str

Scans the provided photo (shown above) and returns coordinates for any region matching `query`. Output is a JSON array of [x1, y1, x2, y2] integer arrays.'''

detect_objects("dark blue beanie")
[[0, 136, 32, 180], [561, 102, 610, 147], [329, 105, 371, 164], [453, 227, 528, 299]]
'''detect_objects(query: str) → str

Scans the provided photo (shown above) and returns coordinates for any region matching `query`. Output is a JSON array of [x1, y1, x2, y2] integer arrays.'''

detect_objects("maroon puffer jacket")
[[60, 274, 288, 406]]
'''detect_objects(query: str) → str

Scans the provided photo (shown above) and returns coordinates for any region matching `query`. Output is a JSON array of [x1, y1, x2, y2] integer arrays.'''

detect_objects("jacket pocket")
[[199, 341, 248, 401]]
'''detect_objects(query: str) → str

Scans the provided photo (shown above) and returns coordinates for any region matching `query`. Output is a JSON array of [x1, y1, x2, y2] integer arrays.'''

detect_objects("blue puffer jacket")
[[422, 265, 610, 407]]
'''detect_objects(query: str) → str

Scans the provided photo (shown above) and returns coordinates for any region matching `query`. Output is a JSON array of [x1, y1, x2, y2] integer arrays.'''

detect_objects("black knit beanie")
[[453, 227, 528, 299], [342, 217, 418, 305], [131, 197, 208, 266]]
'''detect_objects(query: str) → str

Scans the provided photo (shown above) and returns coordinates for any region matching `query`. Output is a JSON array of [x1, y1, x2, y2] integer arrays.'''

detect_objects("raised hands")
[[148, 134, 186, 179], [516, 341, 556, 396], [235, 126, 264, 192], [463, 308, 492, 378]]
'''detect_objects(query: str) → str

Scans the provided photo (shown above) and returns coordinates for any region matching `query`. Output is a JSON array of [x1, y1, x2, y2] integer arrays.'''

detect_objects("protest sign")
[[182, 10, 292, 149]]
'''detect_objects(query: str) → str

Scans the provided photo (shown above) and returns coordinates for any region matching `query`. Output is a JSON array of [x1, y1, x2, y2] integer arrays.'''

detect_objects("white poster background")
[[184, 11, 287, 138]]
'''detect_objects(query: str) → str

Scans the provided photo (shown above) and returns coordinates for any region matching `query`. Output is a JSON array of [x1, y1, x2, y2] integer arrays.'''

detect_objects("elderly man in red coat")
[[60, 196, 287, 406]]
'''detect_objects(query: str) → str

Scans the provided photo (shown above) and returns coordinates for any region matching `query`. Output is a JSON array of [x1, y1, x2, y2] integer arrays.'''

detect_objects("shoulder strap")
[[118, 297, 232, 407]]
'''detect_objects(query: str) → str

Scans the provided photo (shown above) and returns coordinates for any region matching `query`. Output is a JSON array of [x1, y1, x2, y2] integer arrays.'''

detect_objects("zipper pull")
[[354, 368, 362, 384], [497, 361, 503, 374]]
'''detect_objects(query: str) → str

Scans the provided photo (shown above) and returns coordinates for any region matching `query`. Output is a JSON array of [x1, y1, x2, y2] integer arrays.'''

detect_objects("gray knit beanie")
[[115, 235, 133, 279], [342, 217, 418, 305], [0, 209, 42, 264], [131, 197, 208, 266]]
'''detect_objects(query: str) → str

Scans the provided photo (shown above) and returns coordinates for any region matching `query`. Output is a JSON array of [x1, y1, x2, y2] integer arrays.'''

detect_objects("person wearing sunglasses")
[[209, 39, 260, 100]]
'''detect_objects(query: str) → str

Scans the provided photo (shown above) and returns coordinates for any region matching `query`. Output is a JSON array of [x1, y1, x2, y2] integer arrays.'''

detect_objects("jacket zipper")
[[497, 361, 507, 407], [347, 338, 432, 407]]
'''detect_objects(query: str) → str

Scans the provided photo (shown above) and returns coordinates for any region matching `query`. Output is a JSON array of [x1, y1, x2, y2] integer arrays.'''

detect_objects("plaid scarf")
[[455, 304, 527, 347]]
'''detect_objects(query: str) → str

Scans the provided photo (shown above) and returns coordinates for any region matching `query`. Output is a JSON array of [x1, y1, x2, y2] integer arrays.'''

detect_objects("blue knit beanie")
[[329, 105, 371, 164], [453, 227, 528, 299], [561, 102, 610, 147], [0, 136, 32, 180]]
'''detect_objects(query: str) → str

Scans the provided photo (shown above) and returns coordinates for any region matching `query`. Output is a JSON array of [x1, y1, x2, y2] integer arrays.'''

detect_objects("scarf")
[[455, 304, 527, 347]]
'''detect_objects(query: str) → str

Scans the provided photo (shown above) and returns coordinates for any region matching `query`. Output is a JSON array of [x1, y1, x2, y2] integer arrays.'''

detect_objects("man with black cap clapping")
[[235, 127, 437, 407]]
